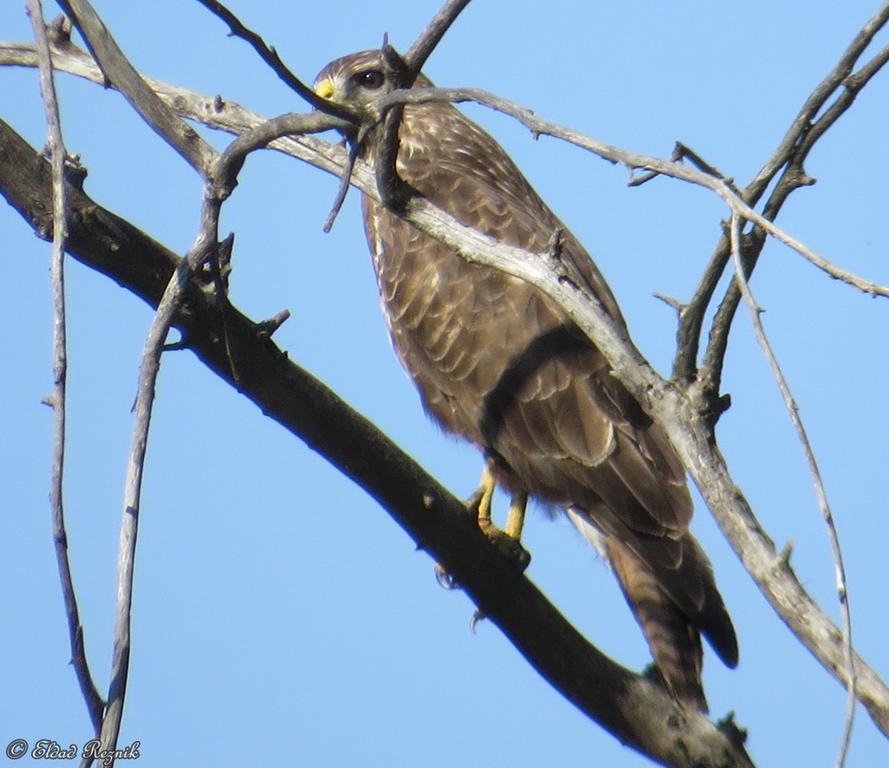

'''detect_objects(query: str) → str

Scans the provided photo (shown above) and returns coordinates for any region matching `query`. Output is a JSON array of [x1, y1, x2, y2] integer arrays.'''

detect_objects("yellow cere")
[[314, 79, 334, 100]]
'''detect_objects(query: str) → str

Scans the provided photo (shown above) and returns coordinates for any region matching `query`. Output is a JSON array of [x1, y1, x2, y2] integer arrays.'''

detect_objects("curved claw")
[[433, 562, 459, 590]]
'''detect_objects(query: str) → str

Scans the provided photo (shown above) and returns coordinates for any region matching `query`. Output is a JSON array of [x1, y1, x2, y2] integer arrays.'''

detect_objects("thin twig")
[[746, 2, 889, 201], [357, 41, 410, 215], [373, 0, 474, 226], [44, 3, 216, 760], [91, 97, 329, 765], [323, 135, 361, 233], [404, 0, 473, 73], [673, 142, 734, 184], [728, 212, 856, 768], [190, 0, 364, 230], [94, 216, 211, 767], [696, 6, 889, 392], [796, 43, 889, 167], [193, 0, 356, 119], [25, 0, 105, 734], [675, 3, 889, 383], [94, 245, 197, 767]]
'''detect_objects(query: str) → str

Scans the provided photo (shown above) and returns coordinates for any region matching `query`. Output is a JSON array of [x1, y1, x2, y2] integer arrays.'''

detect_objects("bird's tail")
[[567, 510, 737, 711], [605, 538, 708, 710]]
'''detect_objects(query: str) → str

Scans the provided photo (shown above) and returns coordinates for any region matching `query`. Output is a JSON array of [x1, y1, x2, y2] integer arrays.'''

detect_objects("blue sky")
[[2, 2, 889, 766]]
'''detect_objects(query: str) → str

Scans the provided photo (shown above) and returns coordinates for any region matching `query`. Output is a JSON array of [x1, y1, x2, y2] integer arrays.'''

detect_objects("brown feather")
[[606, 539, 708, 710]]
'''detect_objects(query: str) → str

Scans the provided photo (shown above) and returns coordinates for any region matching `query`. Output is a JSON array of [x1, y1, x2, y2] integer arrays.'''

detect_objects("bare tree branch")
[[728, 213, 855, 768], [94, 169, 208, 768], [322, 136, 361, 232], [55, 0, 217, 174], [25, 2, 105, 735], [696, 2, 889, 392], [90, 105, 351, 768], [336, 0, 476, 227], [193, 0, 356, 120], [369, 0, 476, 221], [746, 2, 889, 201], [404, 0, 473, 73], [0, 118, 755, 768], [37, 4, 214, 759]]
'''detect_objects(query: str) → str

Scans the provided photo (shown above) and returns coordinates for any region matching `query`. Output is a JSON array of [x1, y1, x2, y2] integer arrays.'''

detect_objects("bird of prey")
[[314, 49, 738, 710]]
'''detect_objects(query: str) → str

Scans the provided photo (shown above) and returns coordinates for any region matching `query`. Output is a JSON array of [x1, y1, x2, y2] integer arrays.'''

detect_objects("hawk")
[[314, 49, 738, 710]]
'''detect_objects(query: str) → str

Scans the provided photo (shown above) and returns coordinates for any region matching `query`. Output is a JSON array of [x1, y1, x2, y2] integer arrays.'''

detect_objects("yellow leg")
[[505, 491, 528, 541], [472, 464, 497, 531], [470, 464, 530, 571], [435, 466, 498, 590], [437, 465, 530, 593]]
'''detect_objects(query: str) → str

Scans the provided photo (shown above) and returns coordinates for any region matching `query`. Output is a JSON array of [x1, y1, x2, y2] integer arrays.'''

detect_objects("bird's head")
[[313, 49, 402, 109]]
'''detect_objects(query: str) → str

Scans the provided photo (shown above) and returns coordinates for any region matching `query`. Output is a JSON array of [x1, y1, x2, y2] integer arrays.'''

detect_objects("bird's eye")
[[357, 69, 385, 90]]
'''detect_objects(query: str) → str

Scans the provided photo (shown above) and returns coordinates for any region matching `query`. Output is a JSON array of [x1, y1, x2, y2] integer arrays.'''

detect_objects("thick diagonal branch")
[[0, 118, 754, 768]]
